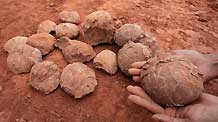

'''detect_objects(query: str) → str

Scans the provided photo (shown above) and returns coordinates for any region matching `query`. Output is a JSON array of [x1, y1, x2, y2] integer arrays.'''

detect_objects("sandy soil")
[[1, 0, 218, 122]]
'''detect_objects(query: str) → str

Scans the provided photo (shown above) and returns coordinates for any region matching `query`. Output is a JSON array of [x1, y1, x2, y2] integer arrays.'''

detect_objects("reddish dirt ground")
[[1, 0, 218, 122]]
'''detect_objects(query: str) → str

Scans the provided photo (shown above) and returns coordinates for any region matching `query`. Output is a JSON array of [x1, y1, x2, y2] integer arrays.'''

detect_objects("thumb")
[[152, 114, 188, 122]]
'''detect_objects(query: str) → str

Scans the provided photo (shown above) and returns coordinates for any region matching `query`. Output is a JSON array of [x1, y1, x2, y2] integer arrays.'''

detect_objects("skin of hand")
[[127, 85, 218, 122], [128, 50, 218, 83], [171, 50, 218, 82], [127, 51, 218, 122]]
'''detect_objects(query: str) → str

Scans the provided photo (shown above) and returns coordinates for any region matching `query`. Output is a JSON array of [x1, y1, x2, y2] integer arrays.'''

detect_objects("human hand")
[[128, 49, 218, 83], [127, 85, 218, 122]]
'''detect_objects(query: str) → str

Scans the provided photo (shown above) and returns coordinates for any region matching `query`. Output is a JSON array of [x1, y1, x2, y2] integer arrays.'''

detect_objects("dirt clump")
[[55, 23, 79, 39], [60, 62, 97, 98], [62, 40, 96, 63], [7, 45, 42, 74], [37, 20, 57, 34], [94, 50, 117, 75], [4, 36, 28, 53], [141, 55, 204, 106], [118, 42, 152, 76], [114, 24, 145, 46], [29, 61, 61, 94], [59, 10, 80, 24], [81, 10, 116, 45], [26, 33, 56, 55]]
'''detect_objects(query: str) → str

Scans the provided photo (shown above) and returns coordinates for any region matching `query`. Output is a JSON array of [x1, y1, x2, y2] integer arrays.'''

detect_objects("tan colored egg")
[[80, 10, 115, 45], [118, 42, 152, 76], [141, 55, 204, 106], [60, 62, 97, 98]]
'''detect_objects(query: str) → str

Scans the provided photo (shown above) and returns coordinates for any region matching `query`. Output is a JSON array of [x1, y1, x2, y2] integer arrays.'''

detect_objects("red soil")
[[1, 0, 218, 122]]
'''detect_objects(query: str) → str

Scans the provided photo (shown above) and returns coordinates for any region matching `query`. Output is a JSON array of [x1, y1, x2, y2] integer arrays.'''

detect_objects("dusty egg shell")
[[37, 20, 57, 34], [7, 45, 42, 74], [56, 23, 79, 39], [114, 24, 145, 46], [59, 10, 80, 24], [4, 36, 28, 53], [80, 10, 116, 46], [60, 62, 97, 98], [118, 42, 152, 76], [29, 61, 61, 94], [93, 50, 118, 75], [62, 40, 96, 63], [54, 37, 73, 50], [27, 33, 56, 55], [141, 55, 204, 106]]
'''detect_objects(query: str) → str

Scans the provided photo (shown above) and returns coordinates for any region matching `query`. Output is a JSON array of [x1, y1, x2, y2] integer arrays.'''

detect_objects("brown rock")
[[118, 42, 152, 76], [60, 62, 97, 98], [62, 40, 96, 63], [27, 33, 56, 55], [141, 55, 204, 106], [37, 20, 57, 34], [7, 45, 42, 74], [81, 10, 116, 45], [59, 10, 80, 24], [29, 61, 61, 94], [94, 50, 117, 75], [4, 36, 28, 53], [114, 24, 145, 46], [56, 23, 79, 39]]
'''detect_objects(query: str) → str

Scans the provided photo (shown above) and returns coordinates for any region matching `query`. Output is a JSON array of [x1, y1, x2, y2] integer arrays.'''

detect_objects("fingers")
[[127, 85, 165, 114], [152, 114, 188, 122], [132, 76, 141, 82], [128, 68, 141, 76], [127, 85, 153, 101], [131, 61, 147, 68], [129, 61, 147, 82], [165, 108, 177, 117], [197, 93, 218, 105], [128, 95, 165, 114]]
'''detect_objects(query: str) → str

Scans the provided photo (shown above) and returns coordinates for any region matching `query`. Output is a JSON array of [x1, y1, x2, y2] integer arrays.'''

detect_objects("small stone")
[[29, 61, 61, 94], [81, 10, 116, 45], [48, 3, 55, 7], [27, 33, 56, 55], [37, 20, 57, 34], [114, 24, 145, 46], [59, 10, 80, 24], [62, 40, 96, 63], [7, 45, 42, 74], [4, 36, 28, 53], [56, 23, 79, 39], [60, 62, 97, 98], [94, 50, 118, 75]]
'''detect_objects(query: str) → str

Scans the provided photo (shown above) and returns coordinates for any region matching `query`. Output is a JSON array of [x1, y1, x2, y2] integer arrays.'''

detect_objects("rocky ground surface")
[[1, 0, 218, 122]]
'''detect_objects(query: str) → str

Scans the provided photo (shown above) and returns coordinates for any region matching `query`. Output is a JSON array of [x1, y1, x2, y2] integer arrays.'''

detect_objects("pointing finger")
[[128, 95, 165, 114], [128, 68, 141, 76]]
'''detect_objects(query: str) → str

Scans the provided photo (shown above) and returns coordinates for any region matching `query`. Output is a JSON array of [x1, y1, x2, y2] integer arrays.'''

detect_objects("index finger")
[[128, 95, 165, 114], [131, 61, 147, 68]]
